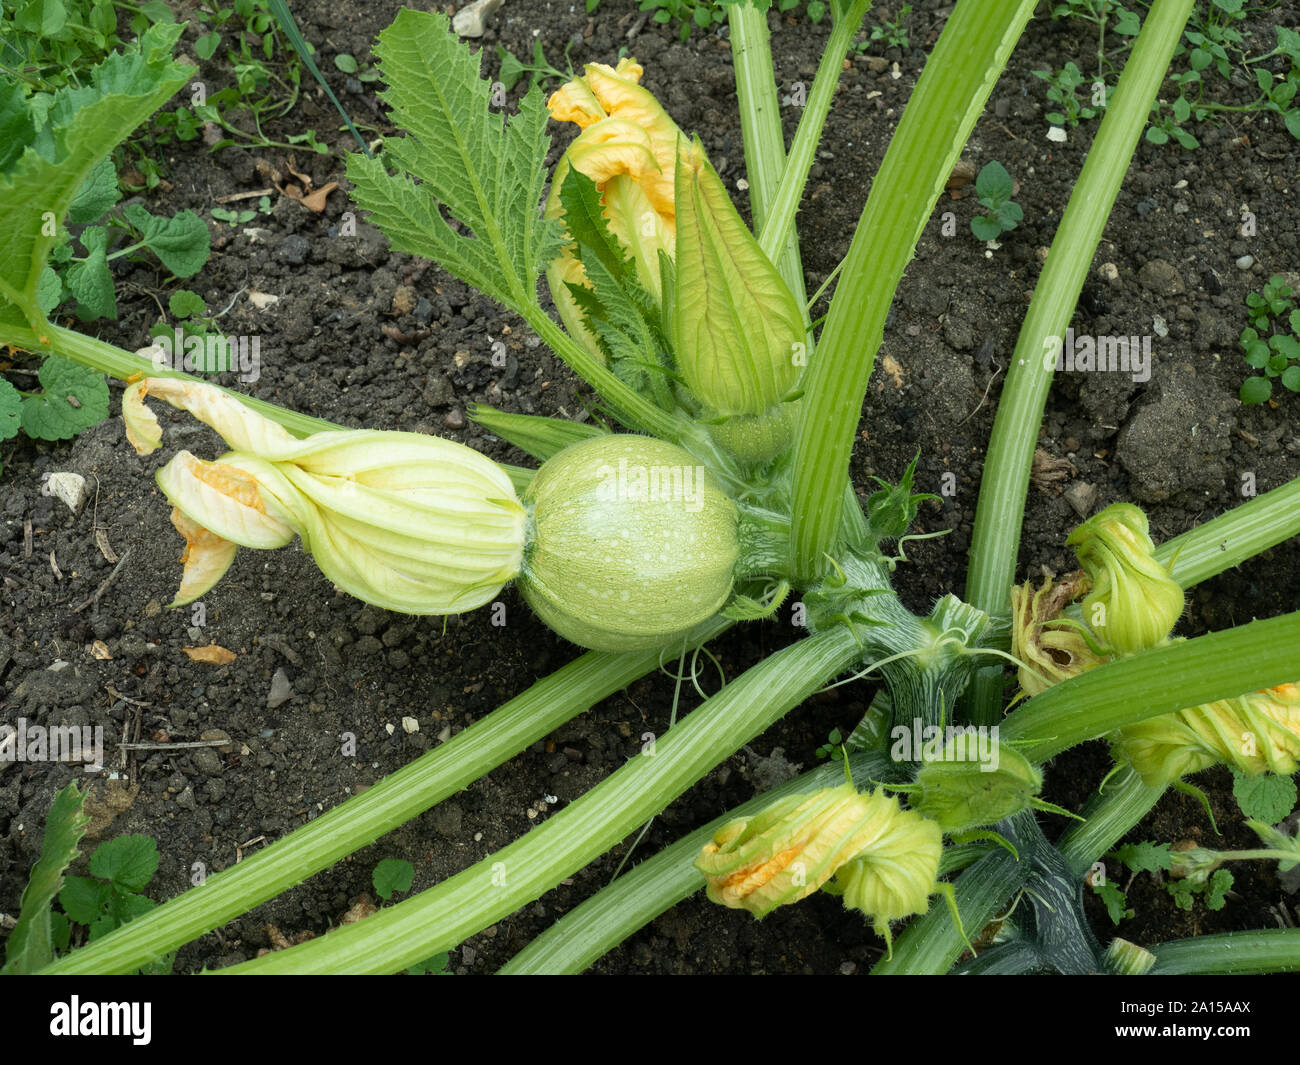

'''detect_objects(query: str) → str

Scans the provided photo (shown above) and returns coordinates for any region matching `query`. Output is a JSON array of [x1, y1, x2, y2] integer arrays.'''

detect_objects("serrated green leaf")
[[0, 22, 193, 324], [557, 165, 638, 292], [1112, 840, 1173, 876], [108, 889, 157, 925], [343, 9, 565, 313], [970, 214, 1003, 241], [1, 783, 89, 974], [1232, 769, 1298, 823], [36, 264, 64, 313], [1204, 868, 1233, 910], [59, 875, 112, 925], [89, 834, 159, 893], [1093, 880, 1130, 925], [168, 287, 207, 318], [0, 376, 24, 441], [19, 353, 110, 440], [122, 204, 210, 277], [62, 225, 116, 319], [372, 857, 414, 900], [67, 156, 120, 224]]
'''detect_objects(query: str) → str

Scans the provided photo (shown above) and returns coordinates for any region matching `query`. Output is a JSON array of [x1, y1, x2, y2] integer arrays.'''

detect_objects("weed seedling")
[[969, 161, 1023, 241]]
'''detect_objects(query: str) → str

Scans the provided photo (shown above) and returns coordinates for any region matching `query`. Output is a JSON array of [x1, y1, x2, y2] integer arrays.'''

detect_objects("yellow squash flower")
[[123, 378, 526, 613], [1112, 682, 1300, 786]]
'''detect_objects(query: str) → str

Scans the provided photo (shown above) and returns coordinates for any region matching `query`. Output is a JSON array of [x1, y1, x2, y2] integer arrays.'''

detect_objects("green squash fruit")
[[519, 435, 739, 651]]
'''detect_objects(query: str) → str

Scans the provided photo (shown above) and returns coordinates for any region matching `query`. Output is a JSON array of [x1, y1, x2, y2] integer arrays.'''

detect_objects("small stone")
[[402, 716, 419, 734], [1098, 262, 1120, 285], [44, 472, 87, 515], [392, 284, 416, 315], [275, 233, 310, 266], [266, 667, 294, 709], [175, 785, 197, 811], [1137, 258, 1185, 296], [1236, 254, 1255, 270], [867, 55, 888, 73], [1063, 481, 1098, 519], [1046, 126, 1067, 143], [200, 728, 234, 754], [443, 409, 466, 430], [452, 0, 504, 37], [192, 746, 223, 777]]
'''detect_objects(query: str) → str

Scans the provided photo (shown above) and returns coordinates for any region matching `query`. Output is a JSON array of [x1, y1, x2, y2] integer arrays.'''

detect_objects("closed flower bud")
[[911, 742, 1043, 833], [518, 434, 738, 651], [695, 783, 895, 918], [1112, 682, 1300, 787], [672, 136, 805, 460], [124, 378, 526, 613], [1066, 503, 1184, 655], [1010, 572, 1110, 697]]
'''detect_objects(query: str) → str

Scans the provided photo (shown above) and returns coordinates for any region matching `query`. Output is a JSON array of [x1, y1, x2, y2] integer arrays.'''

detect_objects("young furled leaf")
[[20, 354, 110, 440], [1, 783, 90, 974], [345, 10, 565, 314]]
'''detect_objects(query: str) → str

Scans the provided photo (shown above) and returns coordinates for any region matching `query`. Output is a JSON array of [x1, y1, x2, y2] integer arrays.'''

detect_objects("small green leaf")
[[1232, 769, 1297, 822], [1093, 880, 1131, 925], [372, 857, 415, 900], [970, 214, 1003, 241], [334, 53, 358, 73], [36, 265, 64, 313], [974, 160, 1013, 205], [1112, 840, 1174, 876], [407, 951, 451, 974], [89, 834, 159, 894], [109, 889, 157, 925], [168, 288, 207, 318], [1240, 376, 1272, 404], [20, 355, 110, 441], [1204, 868, 1233, 910], [58, 875, 112, 925], [195, 31, 222, 60], [67, 157, 121, 224], [1243, 340, 1271, 368], [50, 911, 70, 951], [1145, 125, 1169, 144], [122, 204, 211, 277], [1282, 366, 1300, 392], [1285, 110, 1300, 140], [62, 226, 116, 320], [0, 378, 22, 441]]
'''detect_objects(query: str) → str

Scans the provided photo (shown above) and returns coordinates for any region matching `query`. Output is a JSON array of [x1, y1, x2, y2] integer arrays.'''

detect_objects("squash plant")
[[4, 0, 1300, 976]]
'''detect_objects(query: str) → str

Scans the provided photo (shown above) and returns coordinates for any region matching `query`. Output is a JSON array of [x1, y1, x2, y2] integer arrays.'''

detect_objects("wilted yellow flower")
[[544, 58, 682, 355], [695, 783, 896, 918], [830, 795, 943, 942], [1112, 682, 1300, 786], [124, 378, 526, 613], [1066, 503, 1184, 655], [1009, 571, 1110, 697]]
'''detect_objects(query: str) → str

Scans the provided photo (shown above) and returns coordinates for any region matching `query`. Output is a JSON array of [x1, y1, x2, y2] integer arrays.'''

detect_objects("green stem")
[[212, 626, 863, 973], [789, 0, 1037, 585], [1057, 765, 1165, 877], [757, 0, 872, 275], [1150, 929, 1300, 974], [1001, 609, 1300, 762], [499, 747, 896, 975], [1154, 474, 1300, 588], [727, 1, 809, 315], [38, 617, 732, 975], [962, 0, 1196, 727]]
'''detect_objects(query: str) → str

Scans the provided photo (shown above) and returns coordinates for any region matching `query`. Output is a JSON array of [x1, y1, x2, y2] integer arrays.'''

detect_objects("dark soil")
[[2, 0, 1298, 975]]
